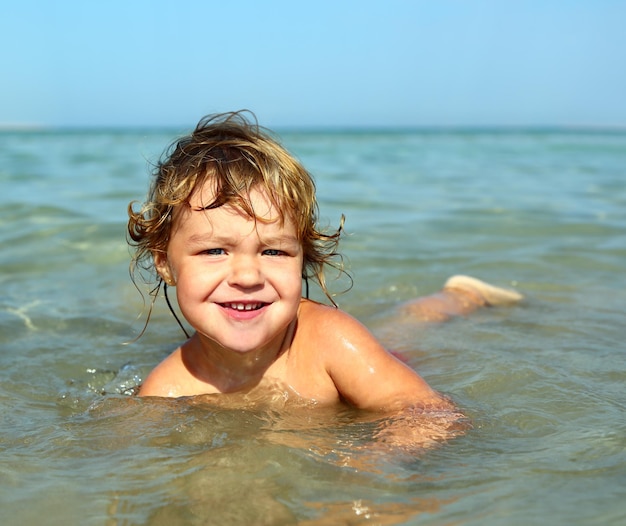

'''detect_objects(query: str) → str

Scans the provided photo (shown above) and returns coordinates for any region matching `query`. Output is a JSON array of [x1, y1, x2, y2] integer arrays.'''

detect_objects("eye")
[[262, 249, 286, 257], [201, 248, 226, 256]]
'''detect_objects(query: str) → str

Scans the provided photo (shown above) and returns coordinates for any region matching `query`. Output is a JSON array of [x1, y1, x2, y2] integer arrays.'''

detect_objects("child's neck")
[[181, 321, 296, 393]]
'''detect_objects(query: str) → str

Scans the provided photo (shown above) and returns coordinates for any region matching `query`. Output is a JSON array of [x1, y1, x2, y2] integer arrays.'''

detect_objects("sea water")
[[1, 127, 625, 525]]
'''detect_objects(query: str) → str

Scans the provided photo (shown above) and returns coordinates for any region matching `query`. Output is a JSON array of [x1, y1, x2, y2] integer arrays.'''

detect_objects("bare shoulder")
[[296, 299, 384, 360], [297, 299, 450, 411], [298, 299, 394, 367], [138, 348, 189, 398], [298, 299, 372, 338]]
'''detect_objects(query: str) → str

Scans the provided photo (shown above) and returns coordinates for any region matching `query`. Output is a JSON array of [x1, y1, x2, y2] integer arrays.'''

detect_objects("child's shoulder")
[[138, 346, 200, 397], [296, 299, 378, 347], [298, 298, 364, 326]]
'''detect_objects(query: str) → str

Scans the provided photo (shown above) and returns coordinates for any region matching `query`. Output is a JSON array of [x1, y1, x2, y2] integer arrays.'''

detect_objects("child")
[[128, 111, 522, 411]]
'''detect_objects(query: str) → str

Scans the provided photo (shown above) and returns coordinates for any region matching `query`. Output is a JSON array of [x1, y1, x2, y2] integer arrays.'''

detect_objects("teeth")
[[224, 303, 263, 311]]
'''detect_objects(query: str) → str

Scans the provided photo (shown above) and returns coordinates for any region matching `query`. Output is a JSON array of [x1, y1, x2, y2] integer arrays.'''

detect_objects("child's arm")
[[306, 303, 455, 412]]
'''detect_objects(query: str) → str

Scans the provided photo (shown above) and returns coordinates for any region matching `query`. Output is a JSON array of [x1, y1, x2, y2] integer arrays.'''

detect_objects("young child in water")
[[128, 111, 522, 410]]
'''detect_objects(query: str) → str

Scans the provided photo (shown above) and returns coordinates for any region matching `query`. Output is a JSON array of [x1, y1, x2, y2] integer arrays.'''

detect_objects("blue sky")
[[2, 0, 625, 128]]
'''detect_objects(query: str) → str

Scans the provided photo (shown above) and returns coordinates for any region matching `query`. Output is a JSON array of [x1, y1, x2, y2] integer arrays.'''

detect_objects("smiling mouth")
[[220, 302, 267, 312]]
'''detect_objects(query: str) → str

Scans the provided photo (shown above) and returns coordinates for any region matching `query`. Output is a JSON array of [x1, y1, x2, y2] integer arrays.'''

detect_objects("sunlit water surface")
[[1, 128, 625, 525]]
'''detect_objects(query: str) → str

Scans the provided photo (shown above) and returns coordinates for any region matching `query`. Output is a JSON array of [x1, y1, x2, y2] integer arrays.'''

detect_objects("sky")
[[1, 0, 625, 129]]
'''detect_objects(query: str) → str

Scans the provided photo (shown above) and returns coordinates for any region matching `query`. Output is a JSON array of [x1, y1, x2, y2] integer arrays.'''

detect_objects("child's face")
[[156, 184, 304, 354]]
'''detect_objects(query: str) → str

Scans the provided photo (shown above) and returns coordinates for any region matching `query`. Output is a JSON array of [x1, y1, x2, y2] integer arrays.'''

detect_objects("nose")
[[227, 254, 263, 288]]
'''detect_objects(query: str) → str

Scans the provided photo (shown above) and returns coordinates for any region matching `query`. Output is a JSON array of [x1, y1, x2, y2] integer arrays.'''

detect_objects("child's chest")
[[263, 346, 341, 404]]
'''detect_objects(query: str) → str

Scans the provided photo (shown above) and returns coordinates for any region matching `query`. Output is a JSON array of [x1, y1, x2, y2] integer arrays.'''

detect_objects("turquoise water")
[[1, 128, 625, 525]]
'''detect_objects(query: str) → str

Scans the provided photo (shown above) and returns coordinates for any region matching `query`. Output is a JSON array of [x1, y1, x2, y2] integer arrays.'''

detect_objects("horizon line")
[[2, 122, 626, 134]]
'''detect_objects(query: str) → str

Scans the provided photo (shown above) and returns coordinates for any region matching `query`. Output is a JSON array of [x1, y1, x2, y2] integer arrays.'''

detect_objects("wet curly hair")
[[127, 110, 347, 333]]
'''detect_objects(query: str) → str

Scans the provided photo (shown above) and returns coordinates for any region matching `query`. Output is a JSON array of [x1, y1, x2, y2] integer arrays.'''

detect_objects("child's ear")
[[153, 251, 176, 286]]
